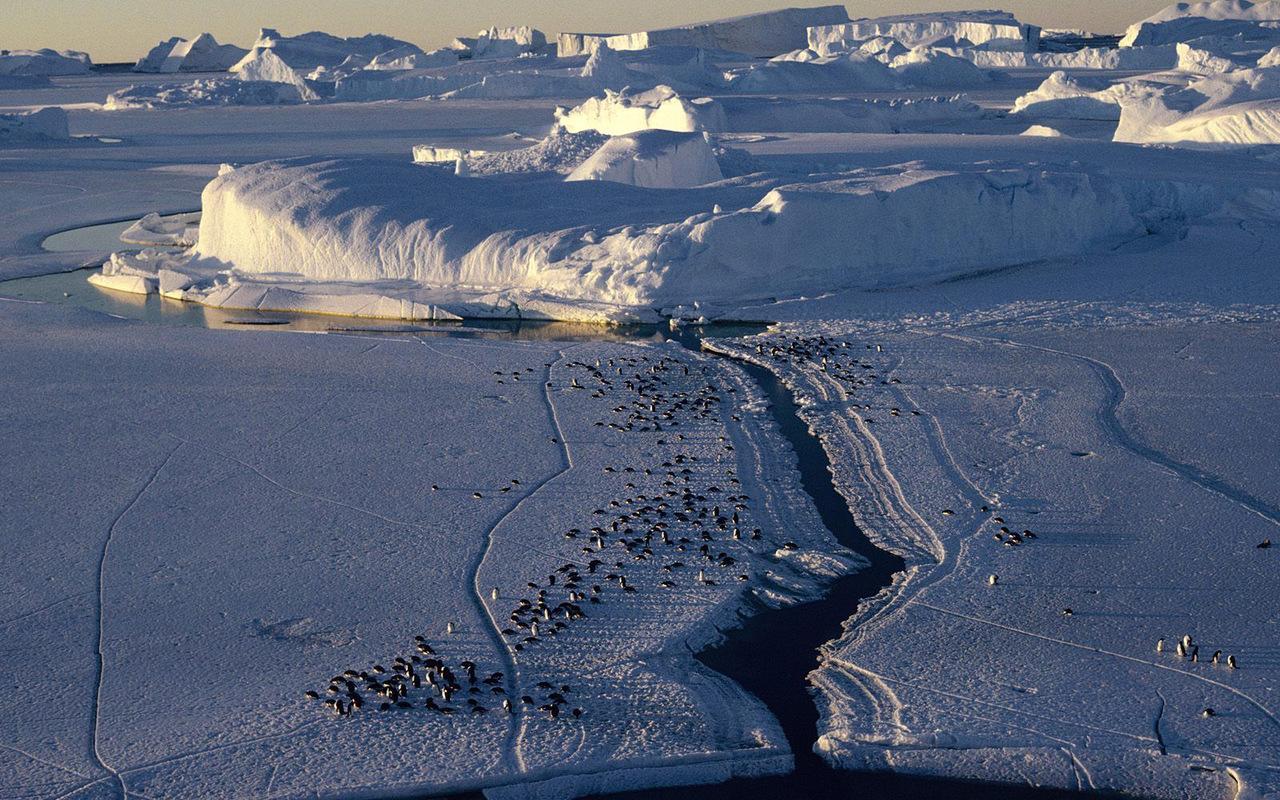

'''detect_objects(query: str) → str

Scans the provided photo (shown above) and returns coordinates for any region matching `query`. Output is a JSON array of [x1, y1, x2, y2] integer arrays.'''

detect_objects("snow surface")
[[0, 298, 859, 799], [5, 6, 1280, 797]]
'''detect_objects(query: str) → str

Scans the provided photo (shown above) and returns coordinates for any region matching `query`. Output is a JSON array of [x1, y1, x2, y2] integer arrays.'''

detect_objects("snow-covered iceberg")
[[556, 86, 727, 135], [231, 29, 421, 73], [1121, 0, 1280, 47], [0, 48, 92, 76], [150, 158, 1180, 320], [809, 11, 1040, 55], [559, 6, 850, 58], [450, 26, 548, 59], [134, 34, 248, 73], [566, 130, 724, 188]]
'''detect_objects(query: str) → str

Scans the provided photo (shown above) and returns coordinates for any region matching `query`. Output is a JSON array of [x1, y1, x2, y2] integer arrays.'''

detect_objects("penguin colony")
[[309, 347, 786, 721]]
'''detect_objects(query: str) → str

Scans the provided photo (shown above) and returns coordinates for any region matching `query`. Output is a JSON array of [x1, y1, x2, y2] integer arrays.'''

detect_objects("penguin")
[[1227, 655, 1238, 669], [1211, 650, 1221, 665], [988, 574, 998, 586], [1156, 638, 1165, 653]]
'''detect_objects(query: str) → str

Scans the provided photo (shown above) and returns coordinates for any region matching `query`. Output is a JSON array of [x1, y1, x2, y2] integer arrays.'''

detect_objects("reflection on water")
[[0, 267, 765, 343], [40, 212, 197, 254]]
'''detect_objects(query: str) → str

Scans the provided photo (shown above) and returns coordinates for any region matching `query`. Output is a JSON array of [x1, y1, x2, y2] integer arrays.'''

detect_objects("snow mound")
[[103, 79, 303, 110], [564, 6, 850, 58], [729, 53, 900, 93], [231, 29, 420, 72], [1021, 124, 1066, 136], [566, 130, 724, 188], [0, 107, 69, 143], [134, 34, 247, 73], [1115, 64, 1280, 144], [889, 48, 993, 87], [1012, 71, 1126, 120], [556, 86, 727, 135], [181, 158, 1190, 319], [0, 48, 92, 76], [809, 11, 1039, 56]]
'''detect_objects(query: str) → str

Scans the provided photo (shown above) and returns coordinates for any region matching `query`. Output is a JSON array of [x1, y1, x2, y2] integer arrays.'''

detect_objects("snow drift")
[[0, 107, 70, 143], [1115, 64, 1280, 144]]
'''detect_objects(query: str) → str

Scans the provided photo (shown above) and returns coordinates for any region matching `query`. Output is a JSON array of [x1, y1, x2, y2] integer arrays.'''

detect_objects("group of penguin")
[[310, 348, 773, 722], [493, 352, 769, 658], [307, 635, 580, 720]]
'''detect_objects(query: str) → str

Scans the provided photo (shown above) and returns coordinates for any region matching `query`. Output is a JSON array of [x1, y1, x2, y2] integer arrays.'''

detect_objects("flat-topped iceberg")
[[557, 6, 850, 58], [0, 48, 92, 76], [118, 157, 1209, 321]]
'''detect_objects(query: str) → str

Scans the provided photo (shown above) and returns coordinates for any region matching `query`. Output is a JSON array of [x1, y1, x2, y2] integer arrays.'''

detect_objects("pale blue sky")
[[9, 1, 1168, 63]]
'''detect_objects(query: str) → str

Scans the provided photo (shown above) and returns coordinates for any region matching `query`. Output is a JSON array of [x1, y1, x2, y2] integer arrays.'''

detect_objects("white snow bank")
[[0, 48, 92, 76], [564, 6, 849, 58], [134, 34, 247, 73], [176, 158, 1203, 319], [566, 130, 724, 188], [1012, 71, 1126, 120], [0, 107, 69, 143], [231, 29, 420, 72], [103, 79, 304, 109], [1021, 124, 1066, 136], [1115, 64, 1280, 144], [556, 86, 727, 135], [809, 11, 1039, 56]]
